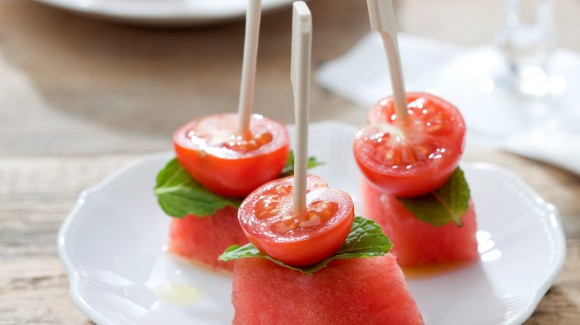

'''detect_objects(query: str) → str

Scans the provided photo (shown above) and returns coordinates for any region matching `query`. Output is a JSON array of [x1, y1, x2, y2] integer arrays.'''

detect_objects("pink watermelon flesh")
[[232, 254, 424, 325], [168, 206, 248, 272], [362, 180, 479, 267]]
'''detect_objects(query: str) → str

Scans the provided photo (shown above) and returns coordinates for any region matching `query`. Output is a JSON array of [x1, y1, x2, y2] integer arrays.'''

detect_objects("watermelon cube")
[[362, 180, 478, 267], [168, 206, 248, 272], [231, 254, 424, 325]]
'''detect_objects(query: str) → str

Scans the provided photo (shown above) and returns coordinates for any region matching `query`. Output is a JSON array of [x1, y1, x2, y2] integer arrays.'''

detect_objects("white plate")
[[34, 0, 295, 26], [58, 121, 566, 325]]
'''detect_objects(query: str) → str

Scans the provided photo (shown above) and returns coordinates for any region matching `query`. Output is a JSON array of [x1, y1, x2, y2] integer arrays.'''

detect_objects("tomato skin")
[[239, 175, 355, 266], [354, 92, 466, 197], [173, 113, 290, 198]]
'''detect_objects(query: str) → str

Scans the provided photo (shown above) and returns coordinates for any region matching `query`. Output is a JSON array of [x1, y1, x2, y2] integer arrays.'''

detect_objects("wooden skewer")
[[291, 1, 312, 215], [367, 0, 408, 125], [238, 0, 262, 134]]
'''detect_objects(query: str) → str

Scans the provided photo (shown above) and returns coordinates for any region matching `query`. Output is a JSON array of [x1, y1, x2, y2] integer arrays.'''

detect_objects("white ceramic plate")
[[58, 121, 566, 325], [34, 0, 295, 26]]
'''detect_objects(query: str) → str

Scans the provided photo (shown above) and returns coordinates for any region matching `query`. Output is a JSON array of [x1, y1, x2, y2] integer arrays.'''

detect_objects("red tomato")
[[353, 92, 466, 197], [173, 113, 290, 198], [239, 175, 355, 266]]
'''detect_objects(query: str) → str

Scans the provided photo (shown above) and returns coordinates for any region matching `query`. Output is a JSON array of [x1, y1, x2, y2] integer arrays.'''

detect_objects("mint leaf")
[[154, 159, 242, 218], [155, 152, 322, 219], [398, 167, 471, 227], [281, 151, 324, 177], [219, 216, 392, 275]]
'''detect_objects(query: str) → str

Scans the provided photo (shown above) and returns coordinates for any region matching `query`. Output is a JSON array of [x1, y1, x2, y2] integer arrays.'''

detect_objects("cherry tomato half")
[[239, 175, 355, 266], [173, 113, 290, 198], [353, 92, 466, 197]]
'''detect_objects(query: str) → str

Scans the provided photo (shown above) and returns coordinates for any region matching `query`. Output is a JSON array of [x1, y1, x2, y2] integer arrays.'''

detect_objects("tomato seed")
[[299, 215, 321, 228]]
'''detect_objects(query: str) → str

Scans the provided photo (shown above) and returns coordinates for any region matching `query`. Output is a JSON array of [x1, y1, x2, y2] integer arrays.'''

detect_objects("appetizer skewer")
[[156, 0, 291, 271], [221, 4, 424, 323], [354, 0, 478, 268]]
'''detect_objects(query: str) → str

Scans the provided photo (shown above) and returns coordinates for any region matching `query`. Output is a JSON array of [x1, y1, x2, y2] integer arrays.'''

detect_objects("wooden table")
[[1, 0, 579, 324]]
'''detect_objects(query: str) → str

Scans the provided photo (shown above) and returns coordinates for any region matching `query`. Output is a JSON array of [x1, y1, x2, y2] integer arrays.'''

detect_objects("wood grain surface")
[[1, 0, 579, 324]]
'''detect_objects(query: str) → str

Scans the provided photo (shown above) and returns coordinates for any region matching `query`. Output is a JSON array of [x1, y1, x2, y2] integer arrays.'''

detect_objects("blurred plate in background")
[[33, 0, 296, 26]]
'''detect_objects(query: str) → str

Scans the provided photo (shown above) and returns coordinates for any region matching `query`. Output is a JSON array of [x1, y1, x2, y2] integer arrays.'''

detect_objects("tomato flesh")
[[354, 92, 466, 197], [239, 175, 355, 266], [173, 113, 290, 198]]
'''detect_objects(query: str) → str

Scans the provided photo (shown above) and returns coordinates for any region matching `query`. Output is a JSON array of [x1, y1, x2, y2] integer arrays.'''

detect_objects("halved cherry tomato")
[[173, 113, 290, 198], [353, 92, 466, 197], [239, 175, 355, 266]]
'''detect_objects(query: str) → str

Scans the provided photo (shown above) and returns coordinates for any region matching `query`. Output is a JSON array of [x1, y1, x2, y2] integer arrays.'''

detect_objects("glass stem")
[[497, 0, 556, 94]]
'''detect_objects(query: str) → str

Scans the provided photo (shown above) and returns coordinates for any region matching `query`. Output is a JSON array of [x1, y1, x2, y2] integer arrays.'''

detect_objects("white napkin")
[[317, 33, 463, 108], [503, 132, 580, 175], [316, 33, 580, 176]]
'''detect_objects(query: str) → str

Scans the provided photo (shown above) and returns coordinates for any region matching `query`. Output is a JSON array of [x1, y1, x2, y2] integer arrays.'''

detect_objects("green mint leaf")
[[397, 167, 471, 227], [219, 216, 392, 275], [154, 159, 242, 218], [281, 151, 324, 177], [154, 151, 322, 218]]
